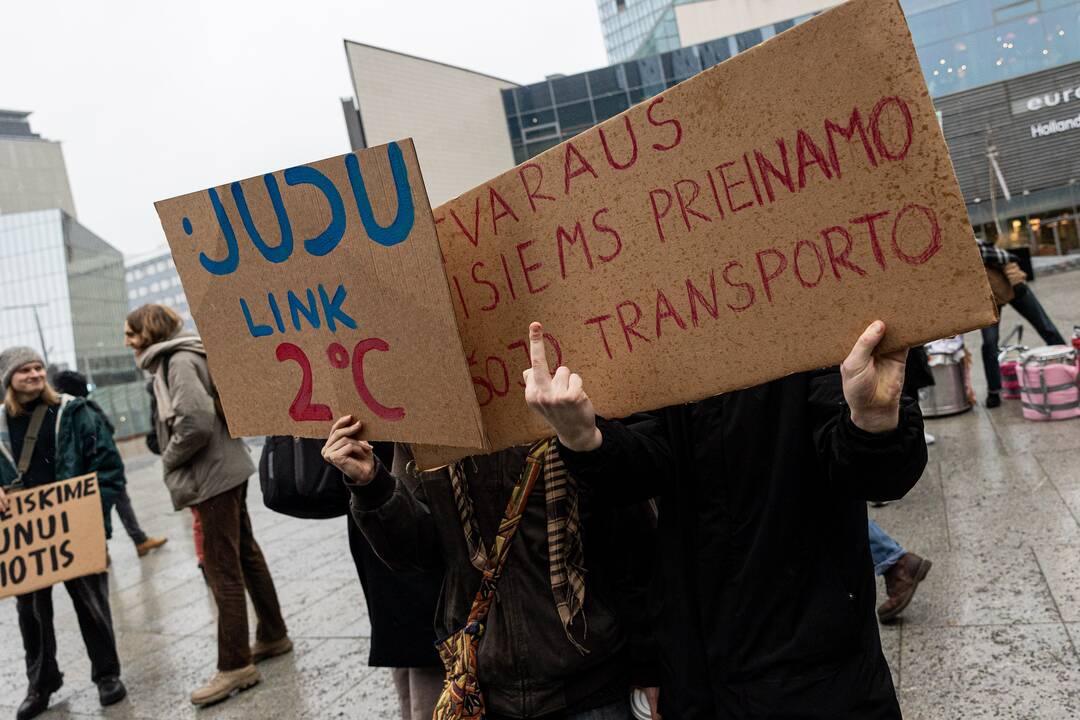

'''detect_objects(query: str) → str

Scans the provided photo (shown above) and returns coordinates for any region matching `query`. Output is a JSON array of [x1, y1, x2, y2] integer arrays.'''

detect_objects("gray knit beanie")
[[0, 346, 45, 390]]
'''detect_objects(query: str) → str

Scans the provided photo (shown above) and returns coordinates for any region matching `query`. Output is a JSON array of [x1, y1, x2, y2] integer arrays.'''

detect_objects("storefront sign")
[[1010, 81, 1080, 115], [1030, 111, 1080, 138]]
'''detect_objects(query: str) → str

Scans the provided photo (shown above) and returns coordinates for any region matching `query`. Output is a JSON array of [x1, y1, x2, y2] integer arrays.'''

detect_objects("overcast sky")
[[1, 1, 608, 257]]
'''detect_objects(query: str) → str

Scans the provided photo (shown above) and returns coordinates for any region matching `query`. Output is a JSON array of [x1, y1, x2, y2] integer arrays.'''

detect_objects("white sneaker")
[[924, 432, 936, 446]]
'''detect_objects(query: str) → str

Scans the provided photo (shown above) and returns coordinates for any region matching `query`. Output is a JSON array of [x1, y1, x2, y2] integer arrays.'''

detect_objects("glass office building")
[[911, 0, 1080, 96], [510, 0, 1080, 253], [598, 0, 682, 63], [0, 209, 150, 437], [504, 11, 814, 164]]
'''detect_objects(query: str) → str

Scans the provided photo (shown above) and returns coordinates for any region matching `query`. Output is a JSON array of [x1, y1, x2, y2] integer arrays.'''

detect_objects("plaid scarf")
[[977, 240, 1016, 268], [448, 441, 588, 654]]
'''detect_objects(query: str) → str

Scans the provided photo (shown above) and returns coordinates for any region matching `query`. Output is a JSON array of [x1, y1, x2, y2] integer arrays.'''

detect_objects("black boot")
[[16, 677, 62, 720], [97, 677, 127, 706]]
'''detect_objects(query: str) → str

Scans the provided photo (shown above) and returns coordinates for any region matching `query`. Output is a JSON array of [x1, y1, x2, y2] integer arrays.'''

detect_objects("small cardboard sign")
[[155, 140, 485, 448], [0, 474, 107, 599], [422, 0, 996, 463]]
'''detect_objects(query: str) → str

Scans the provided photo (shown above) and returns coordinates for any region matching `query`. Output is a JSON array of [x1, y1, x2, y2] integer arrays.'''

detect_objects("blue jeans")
[[981, 286, 1066, 393], [868, 519, 905, 576]]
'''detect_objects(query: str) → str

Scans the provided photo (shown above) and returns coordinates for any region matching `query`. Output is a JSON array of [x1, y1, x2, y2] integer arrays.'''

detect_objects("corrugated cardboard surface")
[[422, 0, 996, 465], [0, 474, 107, 599], [156, 140, 484, 447]]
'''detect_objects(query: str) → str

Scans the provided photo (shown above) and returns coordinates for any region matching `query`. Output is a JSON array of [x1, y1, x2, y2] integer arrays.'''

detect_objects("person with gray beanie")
[[0, 346, 129, 719]]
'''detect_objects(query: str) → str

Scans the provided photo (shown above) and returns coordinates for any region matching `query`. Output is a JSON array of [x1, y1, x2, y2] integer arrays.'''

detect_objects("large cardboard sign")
[[425, 0, 996, 460], [156, 140, 484, 447], [0, 475, 107, 599]]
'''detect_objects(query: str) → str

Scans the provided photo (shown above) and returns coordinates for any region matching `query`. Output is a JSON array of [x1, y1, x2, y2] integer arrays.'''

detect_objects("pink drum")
[[1001, 361, 1021, 399], [1019, 346, 1080, 421], [998, 344, 1028, 400]]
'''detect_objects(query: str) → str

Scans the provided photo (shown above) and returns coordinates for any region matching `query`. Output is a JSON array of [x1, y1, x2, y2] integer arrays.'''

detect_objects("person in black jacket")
[[322, 436, 661, 719], [523, 320, 927, 719], [52, 370, 167, 558]]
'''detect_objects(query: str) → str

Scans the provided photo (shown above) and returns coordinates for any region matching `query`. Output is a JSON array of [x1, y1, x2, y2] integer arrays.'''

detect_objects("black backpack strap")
[[15, 403, 50, 482]]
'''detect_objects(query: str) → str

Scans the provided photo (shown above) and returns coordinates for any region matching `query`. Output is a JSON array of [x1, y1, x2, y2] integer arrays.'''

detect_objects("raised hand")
[[522, 322, 602, 452], [322, 415, 377, 484], [841, 321, 908, 434], [1003, 261, 1027, 286]]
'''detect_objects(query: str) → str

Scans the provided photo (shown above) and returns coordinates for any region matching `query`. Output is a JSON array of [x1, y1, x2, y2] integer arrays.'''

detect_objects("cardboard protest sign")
[[422, 0, 996, 463], [0, 474, 107, 599], [156, 140, 485, 447]]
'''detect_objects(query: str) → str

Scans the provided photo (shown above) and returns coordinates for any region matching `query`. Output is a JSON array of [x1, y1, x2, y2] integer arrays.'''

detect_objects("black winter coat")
[[348, 445, 658, 718], [560, 367, 927, 719]]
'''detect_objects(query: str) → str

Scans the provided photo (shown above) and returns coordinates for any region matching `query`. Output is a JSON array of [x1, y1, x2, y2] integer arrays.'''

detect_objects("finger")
[[326, 418, 364, 447], [551, 365, 571, 392], [568, 373, 583, 394], [528, 322, 552, 384], [846, 320, 885, 372], [344, 441, 374, 460], [325, 434, 365, 458], [329, 415, 355, 433]]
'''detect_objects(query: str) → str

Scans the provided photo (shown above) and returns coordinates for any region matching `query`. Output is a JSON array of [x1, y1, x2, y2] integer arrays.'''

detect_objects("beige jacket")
[[139, 334, 254, 510]]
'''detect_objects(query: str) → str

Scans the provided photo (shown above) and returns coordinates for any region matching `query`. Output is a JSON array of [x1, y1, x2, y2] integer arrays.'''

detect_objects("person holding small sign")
[[124, 304, 291, 707], [523, 320, 926, 719], [0, 347, 128, 720]]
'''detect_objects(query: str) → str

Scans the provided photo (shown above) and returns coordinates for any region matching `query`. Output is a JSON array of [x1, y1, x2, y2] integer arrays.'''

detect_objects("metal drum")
[[919, 338, 972, 417]]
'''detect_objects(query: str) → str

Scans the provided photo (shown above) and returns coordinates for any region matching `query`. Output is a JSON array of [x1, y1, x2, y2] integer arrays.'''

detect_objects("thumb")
[[846, 321, 885, 373]]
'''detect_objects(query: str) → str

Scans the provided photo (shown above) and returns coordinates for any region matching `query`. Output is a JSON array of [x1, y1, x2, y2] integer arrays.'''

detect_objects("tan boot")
[[252, 636, 293, 663], [135, 537, 167, 557], [190, 665, 261, 706]]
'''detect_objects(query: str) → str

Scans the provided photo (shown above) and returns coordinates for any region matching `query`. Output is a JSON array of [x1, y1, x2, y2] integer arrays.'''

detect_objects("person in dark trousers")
[[0, 347, 128, 720], [52, 370, 167, 558], [124, 304, 291, 706], [977, 239, 1066, 408], [353, 442, 445, 720], [259, 434, 445, 720], [322, 432, 661, 720], [523, 320, 927, 719]]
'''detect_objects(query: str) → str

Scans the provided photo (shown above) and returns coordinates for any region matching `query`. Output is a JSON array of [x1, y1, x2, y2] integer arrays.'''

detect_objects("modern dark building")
[[941, 60, 1080, 254], [343, 1, 1080, 255], [505, 0, 1080, 254]]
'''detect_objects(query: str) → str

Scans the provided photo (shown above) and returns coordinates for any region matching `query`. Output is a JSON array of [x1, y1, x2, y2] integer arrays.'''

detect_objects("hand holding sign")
[[0, 486, 8, 514], [841, 321, 908, 434], [524, 322, 602, 452], [322, 416, 377, 485]]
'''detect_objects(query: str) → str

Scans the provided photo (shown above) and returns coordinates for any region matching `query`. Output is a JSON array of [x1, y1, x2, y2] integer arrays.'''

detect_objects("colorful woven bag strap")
[[464, 438, 551, 625]]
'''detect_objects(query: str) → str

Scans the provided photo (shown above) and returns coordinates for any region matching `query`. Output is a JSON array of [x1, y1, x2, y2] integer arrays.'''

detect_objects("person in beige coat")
[[124, 304, 291, 706]]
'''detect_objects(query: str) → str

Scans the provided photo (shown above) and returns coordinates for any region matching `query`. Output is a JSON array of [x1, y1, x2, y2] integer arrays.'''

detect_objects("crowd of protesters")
[[16, 276, 1060, 718]]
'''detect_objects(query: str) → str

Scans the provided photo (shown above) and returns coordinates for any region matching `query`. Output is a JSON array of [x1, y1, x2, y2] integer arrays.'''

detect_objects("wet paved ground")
[[0, 269, 1077, 719]]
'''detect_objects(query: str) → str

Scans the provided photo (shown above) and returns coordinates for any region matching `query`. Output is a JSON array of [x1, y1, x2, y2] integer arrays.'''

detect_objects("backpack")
[[258, 436, 349, 519]]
